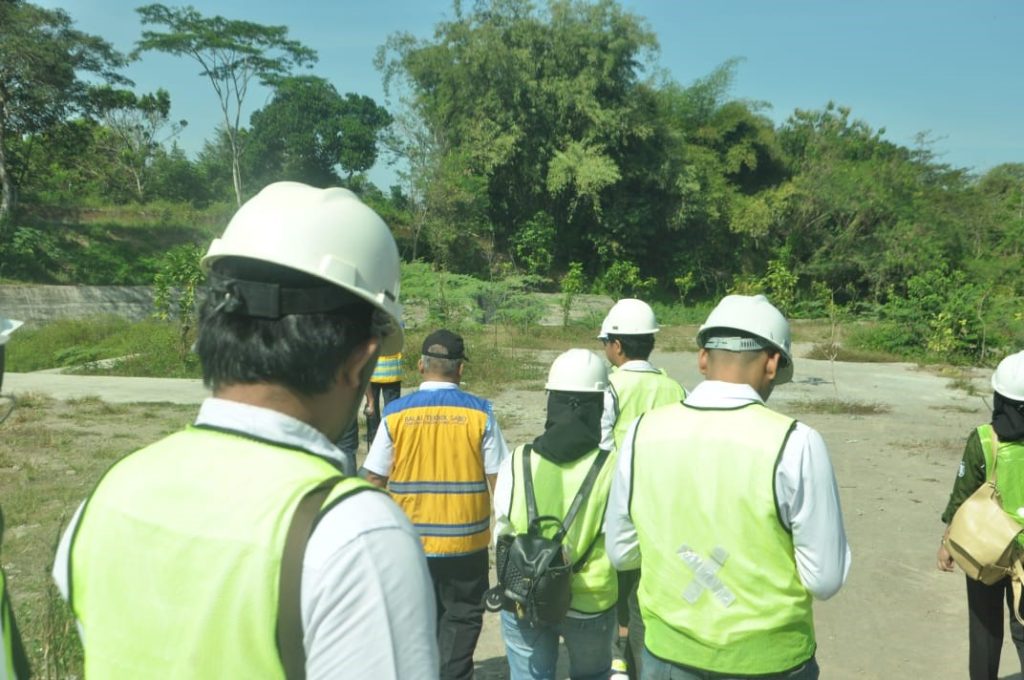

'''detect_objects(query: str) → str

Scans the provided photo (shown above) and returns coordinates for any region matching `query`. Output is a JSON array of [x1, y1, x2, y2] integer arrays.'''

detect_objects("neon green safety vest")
[[70, 426, 376, 679], [508, 444, 618, 613], [979, 424, 1024, 547], [630, 402, 814, 675], [609, 367, 685, 451]]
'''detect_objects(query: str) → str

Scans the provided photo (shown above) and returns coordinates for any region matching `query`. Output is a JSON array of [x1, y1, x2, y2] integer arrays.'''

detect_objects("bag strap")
[[278, 476, 343, 680], [523, 445, 612, 544], [523, 445, 540, 526], [990, 427, 1001, 485], [553, 448, 611, 543], [1011, 557, 1024, 627]]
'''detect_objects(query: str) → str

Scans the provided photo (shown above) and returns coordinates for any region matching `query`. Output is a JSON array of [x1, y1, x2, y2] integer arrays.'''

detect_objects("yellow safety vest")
[[507, 444, 617, 613], [609, 367, 685, 451], [384, 387, 492, 556], [630, 402, 814, 675], [69, 426, 375, 679], [372, 353, 403, 384]]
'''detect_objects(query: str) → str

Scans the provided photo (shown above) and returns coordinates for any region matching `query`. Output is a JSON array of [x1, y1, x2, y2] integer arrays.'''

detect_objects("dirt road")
[[5, 352, 1016, 678]]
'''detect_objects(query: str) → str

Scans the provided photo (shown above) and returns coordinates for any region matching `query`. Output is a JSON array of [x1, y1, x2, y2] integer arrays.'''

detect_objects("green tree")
[[134, 3, 317, 206], [378, 0, 661, 274], [90, 86, 187, 201], [0, 0, 128, 225], [248, 76, 391, 187]]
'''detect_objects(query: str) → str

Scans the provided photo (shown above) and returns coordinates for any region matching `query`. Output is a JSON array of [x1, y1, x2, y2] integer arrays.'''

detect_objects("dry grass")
[[788, 398, 890, 415], [804, 343, 901, 363], [1, 398, 195, 677]]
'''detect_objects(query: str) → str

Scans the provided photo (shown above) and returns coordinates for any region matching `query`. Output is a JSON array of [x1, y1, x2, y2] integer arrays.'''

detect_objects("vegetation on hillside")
[[0, 0, 1021, 365]]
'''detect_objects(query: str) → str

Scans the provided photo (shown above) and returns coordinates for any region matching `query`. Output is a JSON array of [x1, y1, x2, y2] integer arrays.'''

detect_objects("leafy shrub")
[[848, 267, 1019, 364], [597, 260, 656, 299]]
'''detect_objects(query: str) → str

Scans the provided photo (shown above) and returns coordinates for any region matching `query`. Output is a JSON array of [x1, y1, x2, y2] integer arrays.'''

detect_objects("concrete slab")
[[3, 372, 208, 404]]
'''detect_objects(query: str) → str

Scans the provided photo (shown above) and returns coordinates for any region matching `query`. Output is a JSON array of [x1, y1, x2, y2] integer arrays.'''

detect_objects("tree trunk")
[[228, 131, 243, 207], [0, 119, 12, 231]]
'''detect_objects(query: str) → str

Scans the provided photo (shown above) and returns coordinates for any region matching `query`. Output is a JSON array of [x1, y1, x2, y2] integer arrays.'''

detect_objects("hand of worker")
[[937, 540, 955, 572], [364, 398, 375, 417]]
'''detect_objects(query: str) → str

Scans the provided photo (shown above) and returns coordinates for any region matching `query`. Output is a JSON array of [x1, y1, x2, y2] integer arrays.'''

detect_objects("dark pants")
[[967, 576, 1024, 679], [617, 569, 645, 679], [366, 381, 401, 447], [336, 382, 401, 475], [429, 550, 489, 680]]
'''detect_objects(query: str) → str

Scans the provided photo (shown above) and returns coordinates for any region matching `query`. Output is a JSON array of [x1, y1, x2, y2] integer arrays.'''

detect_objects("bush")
[[847, 267, 1021, 364], [5, 317, 200, 378]]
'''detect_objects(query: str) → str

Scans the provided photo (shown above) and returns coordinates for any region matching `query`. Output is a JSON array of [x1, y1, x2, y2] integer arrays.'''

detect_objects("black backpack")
[[484, 445, 610, 627]]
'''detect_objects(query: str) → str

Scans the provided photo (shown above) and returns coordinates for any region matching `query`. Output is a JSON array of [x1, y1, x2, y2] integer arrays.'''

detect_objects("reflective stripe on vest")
[[384, 388, 491, 556], [609, 368, 685, 451], [981, 424, 1024, 546], [372, 353, 403, 383], [69, 427, 374, 679], [508, 444, 617, 614], [630, 403, 814, 675]]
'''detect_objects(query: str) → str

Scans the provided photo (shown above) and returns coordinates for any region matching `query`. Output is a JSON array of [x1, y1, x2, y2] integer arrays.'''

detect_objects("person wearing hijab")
[[938, 350, 1024, 679], [492, 349, 618, 680]]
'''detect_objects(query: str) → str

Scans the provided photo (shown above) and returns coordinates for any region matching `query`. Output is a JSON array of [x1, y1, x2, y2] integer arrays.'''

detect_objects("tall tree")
[[134, 4, 317, 205], [90, 86, 187, 201], [248, 76, 391, 187], [0, 0, 127, 226], [378, 0, 661, 275]]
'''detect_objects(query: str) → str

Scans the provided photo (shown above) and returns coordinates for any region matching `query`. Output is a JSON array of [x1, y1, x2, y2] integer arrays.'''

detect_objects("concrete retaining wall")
[[0, 285, 155, 325]]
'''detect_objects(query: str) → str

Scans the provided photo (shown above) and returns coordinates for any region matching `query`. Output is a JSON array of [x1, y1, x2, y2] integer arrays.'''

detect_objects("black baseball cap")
[[421, 329, 468, 361]]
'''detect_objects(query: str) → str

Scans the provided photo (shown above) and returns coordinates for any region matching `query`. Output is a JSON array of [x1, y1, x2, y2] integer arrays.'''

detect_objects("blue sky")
[[43, 1, 1024, 189]]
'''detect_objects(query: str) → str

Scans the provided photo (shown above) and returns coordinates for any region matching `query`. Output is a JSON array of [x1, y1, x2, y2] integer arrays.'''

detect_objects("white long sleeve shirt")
[[604, 380, 851, 600], [53, 398, 439, 679]]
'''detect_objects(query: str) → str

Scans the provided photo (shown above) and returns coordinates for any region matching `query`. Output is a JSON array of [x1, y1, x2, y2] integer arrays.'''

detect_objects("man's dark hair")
[[609, 333, 655, 361], [195, 259, 375, 395]]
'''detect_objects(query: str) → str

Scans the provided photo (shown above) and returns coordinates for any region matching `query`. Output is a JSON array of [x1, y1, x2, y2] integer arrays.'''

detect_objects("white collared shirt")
[[604, 380, 852, 600], [53, 398, 439, 679], [363, 380, 510, 477], [600, 359, 663, 451]]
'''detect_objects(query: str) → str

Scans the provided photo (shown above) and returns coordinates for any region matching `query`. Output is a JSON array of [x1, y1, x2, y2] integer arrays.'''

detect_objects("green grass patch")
[[1, 397, 197, 676], [402, 327, 547, 398], [6, 317, 200, 378]]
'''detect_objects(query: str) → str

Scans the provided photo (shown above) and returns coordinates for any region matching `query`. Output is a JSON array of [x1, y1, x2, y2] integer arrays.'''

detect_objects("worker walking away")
[[938, 350, 1024, 679], [365, 349, 403, 445], [52, 182, 438, 679], [336, 348, 403, 474], [605, 294, 851, 679], [492, 349, 618, 680], [598, 298, 686, 679], [363, 329, 510, 680]]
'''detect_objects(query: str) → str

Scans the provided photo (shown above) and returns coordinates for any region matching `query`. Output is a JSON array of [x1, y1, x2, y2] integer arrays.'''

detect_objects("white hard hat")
[[697, 294, 794, 385], [546, 349, 609, 392], [202, 182, 403, 354], [597, 298, 660, 339], [992, 351, 1024, 401]]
